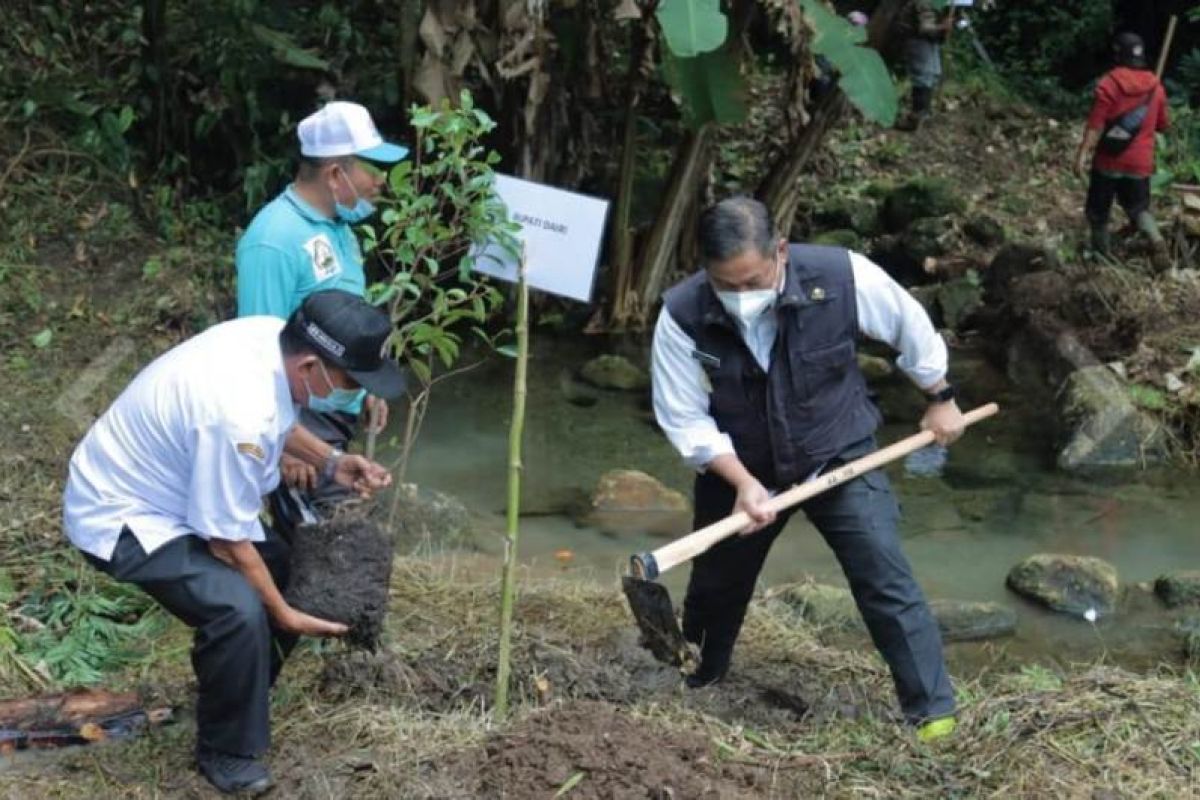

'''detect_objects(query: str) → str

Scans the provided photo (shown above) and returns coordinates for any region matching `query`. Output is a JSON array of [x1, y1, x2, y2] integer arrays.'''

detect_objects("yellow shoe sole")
[[917, 716, 956, 742]]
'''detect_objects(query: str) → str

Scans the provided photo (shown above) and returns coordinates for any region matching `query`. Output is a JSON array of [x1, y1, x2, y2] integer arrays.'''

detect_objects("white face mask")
[[715, 288, 776, 324], [713, 253, 784, 324]]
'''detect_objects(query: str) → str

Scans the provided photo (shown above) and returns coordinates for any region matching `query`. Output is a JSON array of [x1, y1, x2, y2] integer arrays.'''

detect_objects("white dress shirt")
[[63, 317, 297, 560], [651, 251, 947, 470]]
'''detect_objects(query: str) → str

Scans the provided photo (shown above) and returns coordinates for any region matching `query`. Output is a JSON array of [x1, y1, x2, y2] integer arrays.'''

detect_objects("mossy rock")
[[1154, 572, 1200, 609], [1180, 617, 1200, 663], [880, 178, 966, 232], [773, 581, 865, 633], [857, 353, 894, 382], [812, 197, 880, 237], [982, 242, 1060, 304], [1056, 366, 1167, 472], [937, 276, 984, 331], [907, 284, 941, 325], [580, 354, 649, 391], [899, 216, 952, 264], [928, 599, 1017, 642], [964, 214, 1006, 247], [1006, 553, 1119, 617], [812, 229, 863, 250]]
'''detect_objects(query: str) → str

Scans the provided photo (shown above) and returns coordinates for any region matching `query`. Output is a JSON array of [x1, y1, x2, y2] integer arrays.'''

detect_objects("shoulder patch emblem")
[[236, 442, 266, 461], [303, 235, 341, 282]]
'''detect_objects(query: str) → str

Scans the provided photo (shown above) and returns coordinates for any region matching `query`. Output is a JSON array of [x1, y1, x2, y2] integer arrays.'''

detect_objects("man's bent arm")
[[285, 424, 336, 466]]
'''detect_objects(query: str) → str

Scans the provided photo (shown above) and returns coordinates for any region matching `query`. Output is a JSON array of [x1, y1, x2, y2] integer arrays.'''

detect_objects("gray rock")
[[880, 177, 966, 232], [928, 599, 1017, 641], [1056, 366, 1168, 472], [1154, 572, 1200, 608], [1006, 553, 1120, 617], [580, 354, 649, 391]]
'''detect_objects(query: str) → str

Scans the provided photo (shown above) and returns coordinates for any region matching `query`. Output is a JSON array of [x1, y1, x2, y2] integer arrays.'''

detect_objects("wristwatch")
[[926, 383, 956, 404], [320, 446, 344, 484]]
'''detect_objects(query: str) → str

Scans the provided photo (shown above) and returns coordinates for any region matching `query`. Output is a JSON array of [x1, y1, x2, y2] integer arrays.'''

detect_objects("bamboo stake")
[[494, 248, 529, 718], [364, 399, 381, 462], [1155, 15, 1178, 80]]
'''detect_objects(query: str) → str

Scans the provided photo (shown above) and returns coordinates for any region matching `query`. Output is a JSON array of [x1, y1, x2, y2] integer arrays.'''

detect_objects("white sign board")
[[471, 174, 609, 303]]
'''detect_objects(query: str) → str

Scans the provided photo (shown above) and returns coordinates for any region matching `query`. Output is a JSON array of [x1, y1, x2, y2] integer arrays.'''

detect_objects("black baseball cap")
[[1113, 32, 1147, 68], [286, 290, 406, 399]]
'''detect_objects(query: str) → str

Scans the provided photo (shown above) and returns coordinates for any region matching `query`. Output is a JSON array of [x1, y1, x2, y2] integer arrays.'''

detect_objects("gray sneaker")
[[196, 747, 274, 795]]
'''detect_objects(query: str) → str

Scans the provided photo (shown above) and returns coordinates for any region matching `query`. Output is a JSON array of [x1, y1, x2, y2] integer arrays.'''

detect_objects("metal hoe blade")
[[620, 575, 698, 672]]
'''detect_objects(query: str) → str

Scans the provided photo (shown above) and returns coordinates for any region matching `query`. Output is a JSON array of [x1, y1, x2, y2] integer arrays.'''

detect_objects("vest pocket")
[[794, 339, 855, 397]]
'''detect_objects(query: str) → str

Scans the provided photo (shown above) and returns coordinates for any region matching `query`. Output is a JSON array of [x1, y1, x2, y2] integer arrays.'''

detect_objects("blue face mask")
[[335, 197, 375, 224], [305, 361, 366, 415], [333, 166, 376, 223]]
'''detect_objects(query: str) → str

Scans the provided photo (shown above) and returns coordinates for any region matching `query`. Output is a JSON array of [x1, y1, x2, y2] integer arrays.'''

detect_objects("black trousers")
[[1085, 171, 1151, 226], [682, 437, 955, 723], [85, 528, 297, 757]]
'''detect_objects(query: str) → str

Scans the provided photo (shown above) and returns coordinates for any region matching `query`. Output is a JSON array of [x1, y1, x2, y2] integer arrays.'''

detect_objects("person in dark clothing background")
[[895, 0, 953, 131], [650, 197, 965, 741], [1074, 32, 1171, 269]]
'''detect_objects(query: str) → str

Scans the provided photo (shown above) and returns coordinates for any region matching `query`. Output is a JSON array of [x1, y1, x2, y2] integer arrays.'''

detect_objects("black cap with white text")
[[286, 290, 406, 400]]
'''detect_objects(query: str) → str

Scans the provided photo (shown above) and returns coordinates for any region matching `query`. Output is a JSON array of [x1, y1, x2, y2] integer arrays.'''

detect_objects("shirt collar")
[[284, 185, 337, 226], [272, 340, 297, 433]]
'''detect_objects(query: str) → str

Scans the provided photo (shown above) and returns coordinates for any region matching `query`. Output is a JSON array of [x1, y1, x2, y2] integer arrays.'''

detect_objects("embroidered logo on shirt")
[[303, 235, 341, 282], [810, 286, 826, 301], [236, 442, 266, 461]]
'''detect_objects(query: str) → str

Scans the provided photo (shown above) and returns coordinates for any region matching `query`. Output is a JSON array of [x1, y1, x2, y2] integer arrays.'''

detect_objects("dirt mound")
[[285, 510, 394, 648], [471, 701, 759, 799]]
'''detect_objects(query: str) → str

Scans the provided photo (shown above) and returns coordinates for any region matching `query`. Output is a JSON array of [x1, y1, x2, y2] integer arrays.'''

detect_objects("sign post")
[[484, 176, 609, 717]]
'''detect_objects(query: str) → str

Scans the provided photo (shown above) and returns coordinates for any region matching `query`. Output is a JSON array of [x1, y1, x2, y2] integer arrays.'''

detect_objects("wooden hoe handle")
[[630, 402, 1000, 579]]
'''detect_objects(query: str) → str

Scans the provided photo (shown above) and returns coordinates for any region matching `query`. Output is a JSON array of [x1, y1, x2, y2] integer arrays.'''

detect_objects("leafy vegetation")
[[364, 92, 517, 484]]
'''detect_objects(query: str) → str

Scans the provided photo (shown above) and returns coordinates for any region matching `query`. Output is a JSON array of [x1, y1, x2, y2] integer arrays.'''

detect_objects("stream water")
[[394, 334, 1200, 674]]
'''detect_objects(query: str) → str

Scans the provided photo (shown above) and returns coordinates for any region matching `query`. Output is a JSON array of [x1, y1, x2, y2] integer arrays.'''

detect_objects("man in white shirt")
[[651, 197, 964, 741], [63, 290, 403, 794]]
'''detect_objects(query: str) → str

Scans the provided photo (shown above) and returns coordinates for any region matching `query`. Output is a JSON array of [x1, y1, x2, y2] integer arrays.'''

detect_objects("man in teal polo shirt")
[[236, 101, 407, 524]]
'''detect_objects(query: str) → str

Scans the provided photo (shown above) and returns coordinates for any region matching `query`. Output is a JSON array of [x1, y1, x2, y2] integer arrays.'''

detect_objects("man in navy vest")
[[651, 197, 964, 740]]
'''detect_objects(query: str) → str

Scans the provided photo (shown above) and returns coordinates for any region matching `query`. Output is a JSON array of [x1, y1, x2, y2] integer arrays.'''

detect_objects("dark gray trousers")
[[682, 437, 955, 723], [85, 528, 297, 756]]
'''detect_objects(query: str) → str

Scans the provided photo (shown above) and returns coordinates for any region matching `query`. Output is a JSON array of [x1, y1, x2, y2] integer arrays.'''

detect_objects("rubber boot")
[[1137, 211, 1171, 272], [896, 86, 932, 132], [1090, 224, 1111, 257]]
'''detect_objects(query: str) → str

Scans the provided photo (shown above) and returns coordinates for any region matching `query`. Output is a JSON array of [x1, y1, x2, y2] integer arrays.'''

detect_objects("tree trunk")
[[757, 0, 910, 236], [398, 0, 425, 110], [606, 15, 653, 329], [629, 123, 715, 327], [141, 0, 169, 162]]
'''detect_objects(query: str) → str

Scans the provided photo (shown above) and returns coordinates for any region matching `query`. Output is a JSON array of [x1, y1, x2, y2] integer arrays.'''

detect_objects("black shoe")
[[196, 747, 274, 795], [684, 650, 731, 688]]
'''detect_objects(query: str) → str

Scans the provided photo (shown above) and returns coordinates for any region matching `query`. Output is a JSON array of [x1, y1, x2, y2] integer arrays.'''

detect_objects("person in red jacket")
[[1073, 32, 1171, 269]]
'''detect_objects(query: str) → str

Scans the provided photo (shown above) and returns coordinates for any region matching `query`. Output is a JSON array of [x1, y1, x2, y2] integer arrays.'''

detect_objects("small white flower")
[[1083, 608, 1098, 623]]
